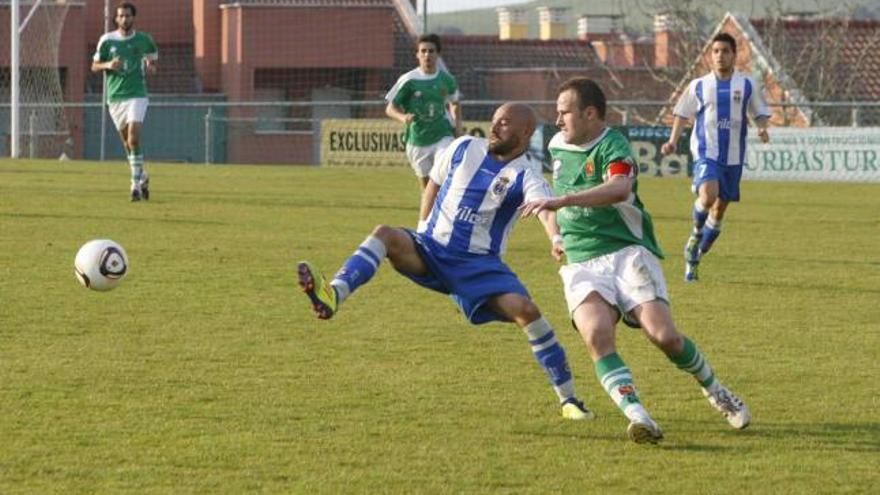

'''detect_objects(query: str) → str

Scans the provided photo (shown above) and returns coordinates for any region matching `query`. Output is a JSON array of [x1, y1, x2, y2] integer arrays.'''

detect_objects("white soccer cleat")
[[704, 385, 751, 429], [627, 416, 664, 444]]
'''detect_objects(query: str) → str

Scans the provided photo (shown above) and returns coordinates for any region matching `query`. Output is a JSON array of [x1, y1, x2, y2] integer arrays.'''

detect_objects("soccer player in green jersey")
[[520, 78, 750, 444], [91, 2, 158, 202], [385, 34, 462, 198]]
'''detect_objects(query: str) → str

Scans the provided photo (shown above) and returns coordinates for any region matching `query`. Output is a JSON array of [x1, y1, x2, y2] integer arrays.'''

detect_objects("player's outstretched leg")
[[297, 261, 338, 319], [297, 234, 388, 320], [667, 335, 750, 429]]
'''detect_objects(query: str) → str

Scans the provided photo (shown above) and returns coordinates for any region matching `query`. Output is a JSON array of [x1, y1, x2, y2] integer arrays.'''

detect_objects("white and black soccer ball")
[[74, 239, 129, 291]]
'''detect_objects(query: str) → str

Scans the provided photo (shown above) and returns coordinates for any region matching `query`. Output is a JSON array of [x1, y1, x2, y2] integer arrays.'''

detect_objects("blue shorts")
[[692, 159, 743, 202], [398, 230, 529, 325]]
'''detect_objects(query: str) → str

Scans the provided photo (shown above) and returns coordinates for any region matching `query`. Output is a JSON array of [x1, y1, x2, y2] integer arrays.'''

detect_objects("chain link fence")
[[3, 99, 879, 164]]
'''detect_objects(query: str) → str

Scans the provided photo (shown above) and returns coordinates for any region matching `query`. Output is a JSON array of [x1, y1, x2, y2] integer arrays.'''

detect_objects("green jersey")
[[93, 30, 158, 103], [549, 128, 663, 263], [386, 68, 459, 147]]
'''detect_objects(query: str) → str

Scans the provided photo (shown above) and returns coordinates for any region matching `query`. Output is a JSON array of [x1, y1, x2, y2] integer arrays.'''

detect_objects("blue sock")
[[692, 200, 709, 234], [699, 217, 722, 254], [330, 235, 387, 304], [522, 317, 575, 403]]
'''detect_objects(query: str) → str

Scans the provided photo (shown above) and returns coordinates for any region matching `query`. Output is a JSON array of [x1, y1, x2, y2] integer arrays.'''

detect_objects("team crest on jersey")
[[414, 91, 422, 99], [491, 176, 511, 196], [733, 90, 742, 104], [584, 159, 595, 176], [552, 159, 562, 181]]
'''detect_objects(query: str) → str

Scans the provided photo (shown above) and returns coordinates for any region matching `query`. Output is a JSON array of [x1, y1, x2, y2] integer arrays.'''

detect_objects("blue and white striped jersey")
[[674, 71, 770, 166], [424, 136, 551, 256]]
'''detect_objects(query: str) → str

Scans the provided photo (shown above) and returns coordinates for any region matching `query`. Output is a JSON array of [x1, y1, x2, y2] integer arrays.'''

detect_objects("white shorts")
[[406, 136, 454, 178], [559, 244, 669, 318], [108, 97, 149, 131]]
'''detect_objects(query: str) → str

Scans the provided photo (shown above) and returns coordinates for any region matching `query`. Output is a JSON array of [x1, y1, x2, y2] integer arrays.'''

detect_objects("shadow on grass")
[[659, 442, 730, 452], [756, 421, 880, 453], [530, 419, 880, 452], [512, 426, 734, 451], [673, 419, 879, 453]]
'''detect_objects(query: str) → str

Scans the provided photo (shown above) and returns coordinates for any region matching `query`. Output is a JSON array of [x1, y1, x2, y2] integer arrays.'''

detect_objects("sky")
[[417, 0, 532, 14]]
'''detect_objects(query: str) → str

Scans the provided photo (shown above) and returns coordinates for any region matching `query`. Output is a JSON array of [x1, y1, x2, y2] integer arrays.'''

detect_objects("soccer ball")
[[74, 239, 129, 291]]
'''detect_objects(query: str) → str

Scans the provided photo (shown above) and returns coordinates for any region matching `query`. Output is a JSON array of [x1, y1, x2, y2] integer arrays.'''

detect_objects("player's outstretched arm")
[[519, 197, 562, 218], [522, 176, 633, 217]]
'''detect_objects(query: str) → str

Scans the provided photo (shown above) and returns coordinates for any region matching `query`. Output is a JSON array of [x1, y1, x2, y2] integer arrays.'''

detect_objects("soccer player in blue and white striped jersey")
[[297, 103, 595, 421], [662, 32, 770, 281]]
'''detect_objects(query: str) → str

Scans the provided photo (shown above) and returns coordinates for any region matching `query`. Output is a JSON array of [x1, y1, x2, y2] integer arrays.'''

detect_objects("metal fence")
[[4, 99, 880, 164]]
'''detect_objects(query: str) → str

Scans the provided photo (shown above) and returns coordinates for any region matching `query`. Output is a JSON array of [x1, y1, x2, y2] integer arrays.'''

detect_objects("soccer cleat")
[[627, 416, 664, 444], [704, 385, 751, 429], [297, 261, 337, 320], [683, 231, 702, 282], [684, 261, 699, 282], [130, 187, 141, 202], [684, 231, 702, 264], [561, 398, 596, 421], [140, 176, 150, 201]]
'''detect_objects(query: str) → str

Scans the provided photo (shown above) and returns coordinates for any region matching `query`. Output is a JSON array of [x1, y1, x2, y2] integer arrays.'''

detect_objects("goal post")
[[10, 0, 19, 158]]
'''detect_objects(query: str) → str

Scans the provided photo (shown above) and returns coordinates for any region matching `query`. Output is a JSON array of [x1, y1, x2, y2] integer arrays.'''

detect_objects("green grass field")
[[1, 159, 878, 493]]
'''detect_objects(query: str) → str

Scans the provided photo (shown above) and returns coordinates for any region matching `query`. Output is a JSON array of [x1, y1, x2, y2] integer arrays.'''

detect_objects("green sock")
[[669, 336, 718, 391], [595, 352, 649, 421], [128, 150, 144, 184]]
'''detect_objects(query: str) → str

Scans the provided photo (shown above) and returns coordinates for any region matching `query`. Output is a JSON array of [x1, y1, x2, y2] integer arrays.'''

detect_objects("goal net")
[[1, 0, 73, 158]]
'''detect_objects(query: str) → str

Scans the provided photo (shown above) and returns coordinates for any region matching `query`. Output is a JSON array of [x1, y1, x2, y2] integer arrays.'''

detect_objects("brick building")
[[3, 2, 875, 163]]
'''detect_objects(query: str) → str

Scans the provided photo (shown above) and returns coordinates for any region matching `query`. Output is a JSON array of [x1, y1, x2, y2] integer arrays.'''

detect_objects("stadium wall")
[[85, 0, 193, 45], [217, 4, 395, 164]]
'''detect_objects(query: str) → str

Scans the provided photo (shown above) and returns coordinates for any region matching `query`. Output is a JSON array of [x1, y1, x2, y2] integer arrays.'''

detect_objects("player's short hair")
[[116, 2, 137, 17], [711, 32, 737, 54], [416, 34, 442, 53], [558, 77, 606, 119]]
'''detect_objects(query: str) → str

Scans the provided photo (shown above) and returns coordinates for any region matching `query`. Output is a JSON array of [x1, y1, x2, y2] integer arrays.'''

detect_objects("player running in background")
[[298, 103, 594, 422], [91, 2, 158, 202], [520, 78, 750, 444], [385, 34, 462, 199], [661, 32, 770, 281]]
